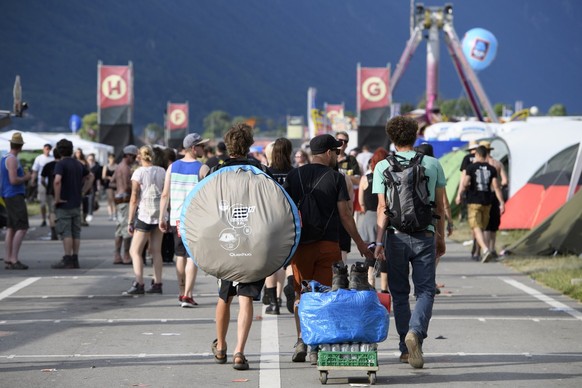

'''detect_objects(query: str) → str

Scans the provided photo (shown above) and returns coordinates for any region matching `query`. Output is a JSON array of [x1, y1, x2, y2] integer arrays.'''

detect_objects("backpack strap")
[[298, 168, 331, 196]]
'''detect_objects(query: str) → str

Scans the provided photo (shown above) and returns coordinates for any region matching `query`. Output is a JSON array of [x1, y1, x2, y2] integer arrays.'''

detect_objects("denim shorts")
[[134, 219, 158, 232]]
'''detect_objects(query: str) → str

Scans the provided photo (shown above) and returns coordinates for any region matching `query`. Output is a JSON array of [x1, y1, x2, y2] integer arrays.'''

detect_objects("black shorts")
[[218, 278, 265, 303], [5, 195, 29, 230], [135, 219, 158, 232], [485, 196, 501, 231], [172, 226, 187, 257]]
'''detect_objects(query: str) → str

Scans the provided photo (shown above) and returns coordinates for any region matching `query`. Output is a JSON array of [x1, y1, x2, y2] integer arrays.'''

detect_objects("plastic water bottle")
[[350, 342, 359, 353], [360, 343, 370, 352], [340, 343, 349, 358], [320, 344, 330, 352], [331, 343, 340, 352]]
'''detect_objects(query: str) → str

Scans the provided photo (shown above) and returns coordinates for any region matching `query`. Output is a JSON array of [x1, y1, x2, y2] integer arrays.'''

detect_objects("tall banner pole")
[[128, 61, 134, 125], [97, 60, 102, 125], [356, 62, 361, 128]]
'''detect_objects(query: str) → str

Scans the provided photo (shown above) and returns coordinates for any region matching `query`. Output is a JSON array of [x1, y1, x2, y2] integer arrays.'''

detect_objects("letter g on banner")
[[362, 76, 387, 103]]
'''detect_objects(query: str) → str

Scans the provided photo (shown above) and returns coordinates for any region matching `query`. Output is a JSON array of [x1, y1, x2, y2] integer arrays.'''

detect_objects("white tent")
[[0, 130, 53, 151], [39, 133, 114, 165], [443, 120, 495, 141], [493, 120, 582, 198]]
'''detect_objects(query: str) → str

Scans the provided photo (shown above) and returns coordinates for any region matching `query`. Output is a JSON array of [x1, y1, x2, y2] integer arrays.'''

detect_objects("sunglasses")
[[332, 148, 341, 155], [337, 139, 348, 144]]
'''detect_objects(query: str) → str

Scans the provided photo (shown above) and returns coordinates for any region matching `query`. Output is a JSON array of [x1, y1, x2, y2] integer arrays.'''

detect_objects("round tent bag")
[[180, 164, 301, 283]]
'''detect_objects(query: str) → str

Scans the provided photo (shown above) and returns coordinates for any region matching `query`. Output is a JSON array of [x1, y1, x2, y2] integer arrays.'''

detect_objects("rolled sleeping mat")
[[180, 164, 301, 283]]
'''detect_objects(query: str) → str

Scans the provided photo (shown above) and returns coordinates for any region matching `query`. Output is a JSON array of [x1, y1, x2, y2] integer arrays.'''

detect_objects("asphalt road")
[[1, 208, 582, 388]]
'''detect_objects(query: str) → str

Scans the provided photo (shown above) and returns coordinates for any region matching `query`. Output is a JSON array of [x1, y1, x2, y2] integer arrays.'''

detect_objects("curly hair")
[[270, 137, 293, 171], [224, 122, 254, 157], [385, 116, 418, 147]]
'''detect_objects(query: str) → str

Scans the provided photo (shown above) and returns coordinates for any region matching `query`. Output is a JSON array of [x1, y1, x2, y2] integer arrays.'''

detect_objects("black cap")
[[310, 134, 343, 155]]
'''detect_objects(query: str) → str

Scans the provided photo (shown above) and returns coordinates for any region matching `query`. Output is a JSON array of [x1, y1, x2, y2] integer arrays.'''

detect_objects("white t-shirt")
[[32, 153, 54, 185], [131, 165, 166, 225]]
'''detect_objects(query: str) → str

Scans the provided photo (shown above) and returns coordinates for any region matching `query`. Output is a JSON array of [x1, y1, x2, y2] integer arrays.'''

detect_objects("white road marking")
[[0, 277, 40, 301], [260, 306, 281, 388], [502, 277, 582, 321]]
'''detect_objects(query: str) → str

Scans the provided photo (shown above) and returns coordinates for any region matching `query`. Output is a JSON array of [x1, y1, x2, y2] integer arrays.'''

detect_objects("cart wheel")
[[368, 371, 377, 385], [319, 371, 328, 384]]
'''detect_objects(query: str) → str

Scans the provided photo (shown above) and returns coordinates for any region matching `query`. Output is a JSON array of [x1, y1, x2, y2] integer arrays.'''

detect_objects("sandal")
[[5, 261, 28, 270], [211, 339, 227, 364], [232, 352, 249, 370]]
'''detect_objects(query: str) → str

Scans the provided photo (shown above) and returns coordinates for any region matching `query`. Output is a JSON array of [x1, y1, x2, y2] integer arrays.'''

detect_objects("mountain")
[[1, 0, 581, 133]]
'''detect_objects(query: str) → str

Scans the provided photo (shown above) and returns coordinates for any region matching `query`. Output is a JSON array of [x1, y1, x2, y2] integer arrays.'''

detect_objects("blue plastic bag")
[[298, 289, 389, 346]]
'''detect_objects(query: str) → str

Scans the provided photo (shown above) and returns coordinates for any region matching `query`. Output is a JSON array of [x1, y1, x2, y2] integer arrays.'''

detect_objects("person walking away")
[[52, 139, 94, 269], [41, 148, 61, 241], [262, 137, 295, 315], [283, 133, 374, 364], [357, 148, 389, 291], [1, 132, 32, 270], [102, 153, 117, 221], [456, 145, 505, 263], [123, 146, 166, 295], [30, 143, 54, 227], [85, 153, 102, 224], [372, 116, 447, 369], [112, 145, 138, 265], [159, 133, 208, 307], [479, 140, 508, 257]]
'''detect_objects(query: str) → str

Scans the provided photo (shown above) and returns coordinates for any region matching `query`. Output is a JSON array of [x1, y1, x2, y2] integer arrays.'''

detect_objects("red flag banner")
[[167, 103, 189, 130], [98, 65, 132, 109], [358, 67, 390, 111]]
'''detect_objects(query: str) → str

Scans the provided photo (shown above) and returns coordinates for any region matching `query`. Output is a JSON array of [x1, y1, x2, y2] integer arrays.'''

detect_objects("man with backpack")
[[284, 133, 373, 363], [372, 116, 446, 369]]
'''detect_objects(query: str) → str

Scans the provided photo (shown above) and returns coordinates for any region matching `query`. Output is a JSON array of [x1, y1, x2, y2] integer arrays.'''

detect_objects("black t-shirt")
[[465, 162, 497, 205], [205, 154, 228, 170], [54, 157, 89, 209], [41, 161, 57, 196], [460, 153, 475, 172], [268, 166, 293, 186], [363, 173, 378, 212], [337, 154, 361, 177], [284, 163, 350, 243]]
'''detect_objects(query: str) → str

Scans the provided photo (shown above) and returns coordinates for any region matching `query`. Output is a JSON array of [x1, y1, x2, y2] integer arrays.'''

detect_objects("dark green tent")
[[506, 189, 582, 256]]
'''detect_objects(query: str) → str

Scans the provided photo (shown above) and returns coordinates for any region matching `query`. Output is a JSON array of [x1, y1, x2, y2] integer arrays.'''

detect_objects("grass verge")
[[451, 221, 582, 303]]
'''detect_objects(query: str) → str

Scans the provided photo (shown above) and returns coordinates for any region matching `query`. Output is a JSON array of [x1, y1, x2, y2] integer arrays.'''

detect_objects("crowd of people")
[[2, 116, 508, 371]]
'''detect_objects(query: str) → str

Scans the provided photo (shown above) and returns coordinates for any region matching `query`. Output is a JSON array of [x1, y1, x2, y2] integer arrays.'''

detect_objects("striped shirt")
[[169, 159, 202, 226]]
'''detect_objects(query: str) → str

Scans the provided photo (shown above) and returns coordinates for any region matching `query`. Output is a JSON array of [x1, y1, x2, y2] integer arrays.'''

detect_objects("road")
[[1, 208, 582, 387]]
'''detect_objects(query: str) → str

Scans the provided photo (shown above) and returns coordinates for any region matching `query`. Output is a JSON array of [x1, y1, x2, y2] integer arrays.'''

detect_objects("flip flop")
[[211, 339, 227, 364], [232, 352, 249, 370]]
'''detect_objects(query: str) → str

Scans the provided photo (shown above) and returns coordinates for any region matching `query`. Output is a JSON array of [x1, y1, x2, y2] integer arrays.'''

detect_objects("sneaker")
[[284, 283, 295, 314], [123, 281, 145, 295], [292, 339, 307, 362], [405, 331, 424, 369], [481, 250, 493, 263], [178, 295, 184, 305], [71, 254, 80, 269], [399, 352, 409, 363], [146, 282, 163, 294], [4, 261, 29, 270], [180, 296, 198, 308]]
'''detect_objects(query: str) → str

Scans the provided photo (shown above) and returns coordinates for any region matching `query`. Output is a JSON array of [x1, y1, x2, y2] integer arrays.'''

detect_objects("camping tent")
[[505, 188, 582, 256], [497, 121, 582, 230]]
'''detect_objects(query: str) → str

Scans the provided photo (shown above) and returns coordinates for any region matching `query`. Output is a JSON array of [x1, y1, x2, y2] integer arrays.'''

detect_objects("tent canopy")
[[0, 129, 53, 151], [506, 188, 582, 256]]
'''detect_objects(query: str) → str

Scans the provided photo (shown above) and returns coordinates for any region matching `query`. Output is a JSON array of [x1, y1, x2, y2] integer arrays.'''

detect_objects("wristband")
[[375, 242, 384, 247]]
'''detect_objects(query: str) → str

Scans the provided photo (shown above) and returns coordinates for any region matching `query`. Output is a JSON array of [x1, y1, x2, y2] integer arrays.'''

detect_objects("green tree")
[[144, 122, 163, 144], [548, 103, 567, 116], [79, 112, 98, 141], [493, 103, 506, 118], [202, 110, 231, 140], [400, 102, 415, 114]]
